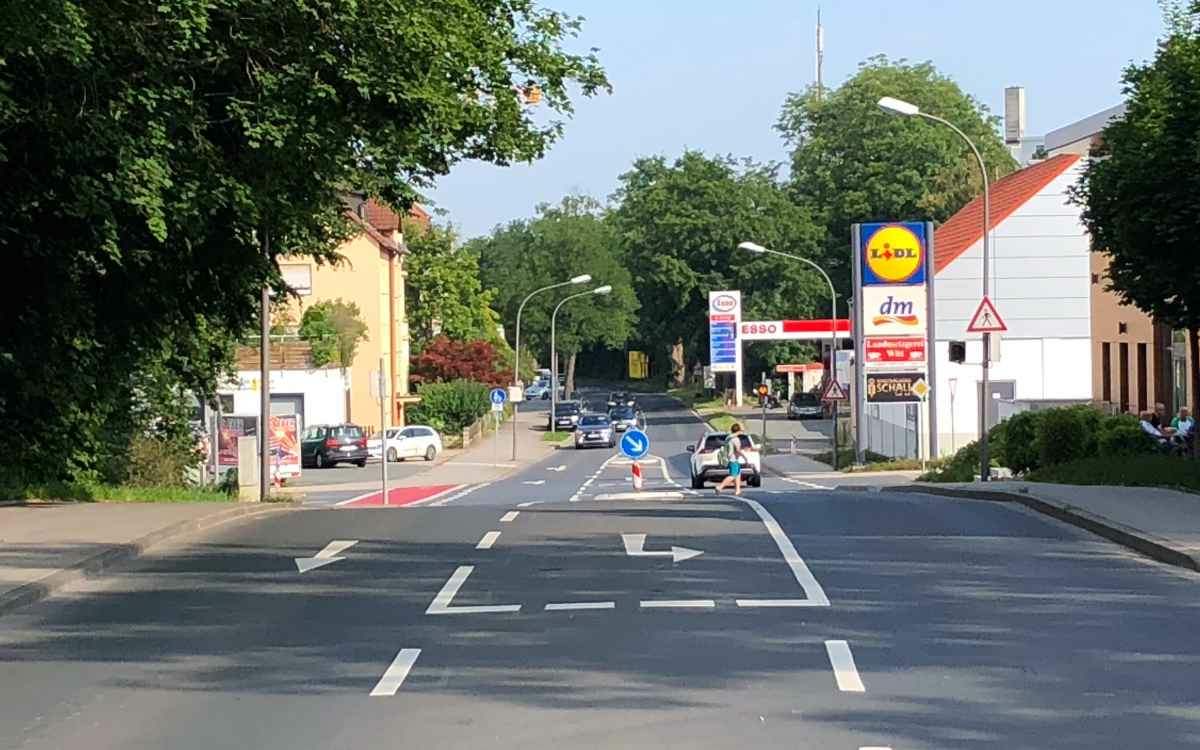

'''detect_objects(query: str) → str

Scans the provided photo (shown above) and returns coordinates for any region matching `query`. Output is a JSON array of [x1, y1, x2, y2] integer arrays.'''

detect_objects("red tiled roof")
[[362, 198, 431, 232], [933, 153, 1080, 274], [344, 211, 402, 254]]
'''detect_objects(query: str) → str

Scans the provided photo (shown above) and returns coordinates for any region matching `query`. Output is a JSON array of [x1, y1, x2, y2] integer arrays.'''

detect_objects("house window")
[[1119, 342, 1130, 413], [1101, 342, 1111, 402], [1137, 343, 1148, 413], [281, 264, 313, 296]]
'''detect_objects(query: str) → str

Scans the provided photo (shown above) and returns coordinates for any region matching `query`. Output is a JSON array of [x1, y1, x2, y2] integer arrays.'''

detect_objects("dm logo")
[[871, 295, 919, 328], [864, 224, 924, 285], [711, 294, 738, 313]]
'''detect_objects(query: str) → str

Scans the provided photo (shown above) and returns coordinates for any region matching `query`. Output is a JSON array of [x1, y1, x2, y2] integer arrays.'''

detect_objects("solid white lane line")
[[476, 531, 501, 550], [516, 501, 542, 508], [429, 482, 489, 506], [639, 599, 716, 609], [859, 747, 893, 750], [825, 640, 866, 692], [739, 496, 830, 606], [369, 649, 421, 696], [425, 565, 520, 615], [780, 478, 835, 490], [499, 511, 520, 523], [595, 491, 684, 500], [735, 598, 829, 608], [544, 601, 616, 611]]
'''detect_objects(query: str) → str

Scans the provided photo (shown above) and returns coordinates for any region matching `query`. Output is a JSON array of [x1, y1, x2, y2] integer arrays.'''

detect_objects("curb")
[[887, 485, 1200, 573], [0, 503, 293, 617]]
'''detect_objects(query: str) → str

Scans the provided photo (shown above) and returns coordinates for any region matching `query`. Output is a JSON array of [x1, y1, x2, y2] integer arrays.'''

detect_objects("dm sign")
[[861, 222, 927, 286]]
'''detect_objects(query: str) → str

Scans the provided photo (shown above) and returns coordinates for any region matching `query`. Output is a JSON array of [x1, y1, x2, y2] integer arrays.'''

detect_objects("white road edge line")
[[639, 599, 716, 609], [859, 747, 893, 750], [499, 511, 519, 523], [369, 648, 421, 697], [430, 482, 490, 507], [735, 598, 828, 608], [780, 477, 835, 491], [825, 640, 866, 692], [425, 565, 521, 615], [595, 491, 685, 500], [569, 453, 620, 502], [544, 601, 616, 611], [476, 530, 501, 550], [739, 496, 830, 606]]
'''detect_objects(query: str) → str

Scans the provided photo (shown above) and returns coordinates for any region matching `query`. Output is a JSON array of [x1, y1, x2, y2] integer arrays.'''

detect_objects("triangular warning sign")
[[821, 379, 848, 401], [967, 296, 1007, 333]]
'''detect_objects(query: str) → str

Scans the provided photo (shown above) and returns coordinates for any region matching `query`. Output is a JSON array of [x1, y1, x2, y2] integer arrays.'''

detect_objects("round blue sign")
[[489, 388, 507, 406], [619, 428, 650, 460]]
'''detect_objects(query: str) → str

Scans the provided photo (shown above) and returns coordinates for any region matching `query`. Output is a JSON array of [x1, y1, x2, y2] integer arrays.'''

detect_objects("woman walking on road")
[[715, 423, 746, 497]]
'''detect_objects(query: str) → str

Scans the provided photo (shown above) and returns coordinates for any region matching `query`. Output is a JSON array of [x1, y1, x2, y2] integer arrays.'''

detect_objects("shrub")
[[299, 299, 368, 368], [920, 440, 983, 482], [1097, 413, 1156, 457], [1002, 410, 1043, 474], [125, 434, 201, 487], [413, 336, 513, 387], [407, 379, 491, 433], [1037, 407, 1087, 468], [1068, 404, 1103, 458]]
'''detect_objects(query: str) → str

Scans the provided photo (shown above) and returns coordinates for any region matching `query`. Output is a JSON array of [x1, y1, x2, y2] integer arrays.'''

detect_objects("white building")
[[932, 153, 1092, 453], [217, 367, 348, 430]]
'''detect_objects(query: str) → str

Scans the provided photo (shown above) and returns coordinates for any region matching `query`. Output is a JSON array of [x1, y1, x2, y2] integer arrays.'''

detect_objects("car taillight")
[[357, 437, 367, 448], [324, 438, 338, 448]]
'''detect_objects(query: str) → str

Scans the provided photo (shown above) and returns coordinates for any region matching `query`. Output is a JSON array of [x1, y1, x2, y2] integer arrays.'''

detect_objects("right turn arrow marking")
[[621, 533, 703, 563]]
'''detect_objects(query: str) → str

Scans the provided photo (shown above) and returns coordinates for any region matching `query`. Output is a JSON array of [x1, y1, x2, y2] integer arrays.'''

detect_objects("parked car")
[[574, 413, 616, 449], [381, 425, 443, 462], [524, 381, 550, 400], [549, 400, 582, 431], [608, 405, 642, 432], [302, 424, 368, 468], [686, 430, 762, 488], [788, 391, 825, 420]]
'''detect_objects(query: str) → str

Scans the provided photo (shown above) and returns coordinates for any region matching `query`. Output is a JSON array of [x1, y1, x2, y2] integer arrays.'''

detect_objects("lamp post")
[[878, 95, 992, 481], [736, 242, 840, 470], [550, 286, 613, 428], [512, 274, 592, 459]]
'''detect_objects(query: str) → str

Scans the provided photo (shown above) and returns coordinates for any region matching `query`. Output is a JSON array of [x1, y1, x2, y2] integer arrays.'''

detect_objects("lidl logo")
[[862, 222, 927, 285]]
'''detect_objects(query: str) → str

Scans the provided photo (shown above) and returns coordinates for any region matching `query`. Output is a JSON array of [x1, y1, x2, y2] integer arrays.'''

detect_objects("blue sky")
[[426, 0, 1164, 239]]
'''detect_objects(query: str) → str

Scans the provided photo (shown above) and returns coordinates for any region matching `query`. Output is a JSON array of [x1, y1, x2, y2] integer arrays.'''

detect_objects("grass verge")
[[3, 482, 233, 503], [1025, 454, 1200, 492], [810, 449, 911, 471], [543, 431, 573, 443]]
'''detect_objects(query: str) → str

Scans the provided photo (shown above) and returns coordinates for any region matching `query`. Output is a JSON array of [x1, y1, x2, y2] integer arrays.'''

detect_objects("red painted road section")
[[341, 484, 459, 507]]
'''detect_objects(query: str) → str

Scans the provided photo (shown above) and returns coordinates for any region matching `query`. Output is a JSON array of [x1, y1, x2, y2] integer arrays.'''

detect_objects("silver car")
[[574, 413, 616, 449], [607, 405, 642, 432]]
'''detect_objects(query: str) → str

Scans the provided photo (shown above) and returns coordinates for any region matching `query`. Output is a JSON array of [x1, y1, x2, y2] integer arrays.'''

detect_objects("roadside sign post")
[[911, 378, 931, 471], [378, 358, 389, 506], [620, 428, 651, 493], [821, 379, 848, 469], [756, 383, 770, 449], [966, 296, 1007, 480], [490, 388, 506, 468]]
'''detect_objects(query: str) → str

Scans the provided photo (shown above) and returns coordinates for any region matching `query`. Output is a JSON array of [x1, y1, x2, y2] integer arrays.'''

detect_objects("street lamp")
[[548, 285, 613, 427], [878, 95, 992, 481], [512, 274, 592, 459], [736, 242, 841, 470]]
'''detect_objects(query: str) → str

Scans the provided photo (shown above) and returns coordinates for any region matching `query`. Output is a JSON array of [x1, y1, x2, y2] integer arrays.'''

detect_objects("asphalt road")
[[2, 394, 1199, 749]]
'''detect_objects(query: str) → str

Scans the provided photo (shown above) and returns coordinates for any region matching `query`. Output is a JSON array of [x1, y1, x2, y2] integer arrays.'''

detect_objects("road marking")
[[569, 453, 620, 502], [369, 648, 421, 696], [639, 599, 716, 609], [476, 531, 501, 550], [860, 747, 893, 750], [739, 497, 830, 606], [500, 511, 519, 523], [426, 566, 521, 615], [516, 500, 542, 508], [548, 465, 566, 472], [429, 482, 490, 506], [595, 491, 685, 500], [522, 480, 546, 486], [825, 640, 866, 692], [622, 532, 703, 563], [780, 478, 835, 490], [448, 461, 517, 468], [735, 598, 829, 608], [294, 539, 358, 573], [338, 484, 461, 507], [544, 601, 616, 611]]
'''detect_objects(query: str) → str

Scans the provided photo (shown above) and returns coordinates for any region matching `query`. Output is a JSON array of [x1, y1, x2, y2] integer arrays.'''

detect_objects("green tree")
[[1073, 7, 1200, 422], [404, 221, 498, 346], [778, 57, 1017, 292], [0, 0, 607, 481], [474, 196, 639, 395], [298, 300, 368, 370], [609, 152, 825, 386]]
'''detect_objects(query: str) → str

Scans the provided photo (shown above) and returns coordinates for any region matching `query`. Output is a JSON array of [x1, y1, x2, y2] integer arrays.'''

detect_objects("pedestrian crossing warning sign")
[[966, 296, 1007, 333], [821, 379, 848, 401]]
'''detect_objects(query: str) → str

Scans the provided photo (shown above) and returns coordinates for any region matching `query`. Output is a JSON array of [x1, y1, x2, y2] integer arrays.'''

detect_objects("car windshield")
[[579, 415, 609, 427], [792, 393, 820, 405], [331, 425, 363, 438]]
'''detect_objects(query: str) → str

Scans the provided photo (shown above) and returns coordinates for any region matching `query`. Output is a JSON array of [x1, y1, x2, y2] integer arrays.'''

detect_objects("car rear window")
[[611, 407, 636, 419], [557, 403, 580, 414], [792, 393, 820, 405], [579, 415, 609, 427], [702, 434, 756, 451], [331, 425, 363, 438]]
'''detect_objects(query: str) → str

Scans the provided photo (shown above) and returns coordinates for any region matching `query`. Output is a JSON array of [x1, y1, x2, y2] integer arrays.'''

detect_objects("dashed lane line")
[[499, 511, 519, 523], [425, 566, 520, 615], [516, 500, 542, 508], [639, 599, 716, 609], [475, 531, 501, 550], [369, 649, 421, 696], [735, 598, 829, 608], [825, 640, 866, 692], [544, 601, 616, 611], [429, 482, 490, 506]]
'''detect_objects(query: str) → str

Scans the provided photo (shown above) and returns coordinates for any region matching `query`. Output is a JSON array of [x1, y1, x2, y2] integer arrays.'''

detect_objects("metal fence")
[[862, 402, 920, 459]]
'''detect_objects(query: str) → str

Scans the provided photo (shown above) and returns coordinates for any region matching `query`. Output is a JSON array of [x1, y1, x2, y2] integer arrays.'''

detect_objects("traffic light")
[[949, 340, 966, 363], [756, 383, 769, 397]]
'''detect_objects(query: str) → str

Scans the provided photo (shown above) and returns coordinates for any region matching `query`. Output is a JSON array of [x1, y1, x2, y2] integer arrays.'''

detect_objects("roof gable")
[[934, 153, 1080, 273]]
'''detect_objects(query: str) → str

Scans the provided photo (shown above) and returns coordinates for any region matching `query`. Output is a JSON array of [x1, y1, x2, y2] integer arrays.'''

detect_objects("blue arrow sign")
[[619, 428, 650, 460], [489, 388, 507, 406]]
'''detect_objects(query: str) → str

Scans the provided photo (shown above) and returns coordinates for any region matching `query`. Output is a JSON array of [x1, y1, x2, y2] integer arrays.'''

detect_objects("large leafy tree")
[[779, 57, 1017, 292], [404, 221, 498, 346], [1074, 6, 1200, 419], [474, 196, 639, 395], [0, 0, 607, 481], [609, 151, 825, 386]]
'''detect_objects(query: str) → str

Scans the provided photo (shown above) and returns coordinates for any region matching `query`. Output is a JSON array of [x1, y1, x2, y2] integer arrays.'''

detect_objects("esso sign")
[[740, 321, 781, 339], [711, 294, 739, 313]]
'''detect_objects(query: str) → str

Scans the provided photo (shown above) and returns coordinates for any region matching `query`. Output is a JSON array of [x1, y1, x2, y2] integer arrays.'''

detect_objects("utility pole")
[[259, 226, 271, 503], [815, 7, 825, 101]]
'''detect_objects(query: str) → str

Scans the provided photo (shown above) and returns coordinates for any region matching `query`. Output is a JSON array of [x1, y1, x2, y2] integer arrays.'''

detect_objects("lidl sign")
[[861, 222, 928, 286]]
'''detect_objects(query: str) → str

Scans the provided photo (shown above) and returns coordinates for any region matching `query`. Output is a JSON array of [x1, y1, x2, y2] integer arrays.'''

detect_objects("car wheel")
[[749, 475, 762, 488], [354, 459, 367, 468], [424, 445, 437, 461], [386, 448, 398, 463], [315, 452, 326, 469], [690, 472, 705, 490]]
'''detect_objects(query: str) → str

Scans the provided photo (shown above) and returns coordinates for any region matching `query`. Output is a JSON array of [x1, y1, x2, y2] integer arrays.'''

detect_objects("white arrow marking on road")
[[294, 539, 357, 573], [621, 533, 703, 563], [547, 465, 566, 472], [522, 480, 546, 486]]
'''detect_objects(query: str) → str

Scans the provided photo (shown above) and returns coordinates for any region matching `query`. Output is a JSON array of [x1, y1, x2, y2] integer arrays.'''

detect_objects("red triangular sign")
[[821, 379, 848, 401], [967, 296, 1007, 333]]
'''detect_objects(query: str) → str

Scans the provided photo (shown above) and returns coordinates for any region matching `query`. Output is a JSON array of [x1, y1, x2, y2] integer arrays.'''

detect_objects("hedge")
[[407, 379, 492, 434]]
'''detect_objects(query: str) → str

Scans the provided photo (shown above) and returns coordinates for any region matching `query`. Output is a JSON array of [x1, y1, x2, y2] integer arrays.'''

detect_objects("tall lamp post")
[[736, 242, 841, 470], [878, 96, 992, 481], [550, 285, 613, 426], [512, 274, 592, 459]]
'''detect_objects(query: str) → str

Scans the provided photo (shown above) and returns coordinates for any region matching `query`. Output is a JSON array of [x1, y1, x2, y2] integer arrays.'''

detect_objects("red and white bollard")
[[631, 461, 644, 492]]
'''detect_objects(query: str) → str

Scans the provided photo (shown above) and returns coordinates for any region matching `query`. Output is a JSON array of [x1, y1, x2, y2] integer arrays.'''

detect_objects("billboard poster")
[[861, 222, 928, 286], [708, 291, 741, 373], [862, 285, 927, 336], [865, 371, 926, 403], [217, 415, 258, 468], [865, 336, 927, 366], [269, 414, 301, 479]]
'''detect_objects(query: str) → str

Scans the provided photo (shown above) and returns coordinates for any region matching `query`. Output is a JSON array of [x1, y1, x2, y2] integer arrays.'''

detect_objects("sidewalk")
[[0, 502, 288, 615], [895, 481, 1200, 572]]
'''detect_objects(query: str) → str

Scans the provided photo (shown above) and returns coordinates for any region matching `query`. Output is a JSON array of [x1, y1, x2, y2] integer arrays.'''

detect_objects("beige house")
[[277, 197, 429, 433]]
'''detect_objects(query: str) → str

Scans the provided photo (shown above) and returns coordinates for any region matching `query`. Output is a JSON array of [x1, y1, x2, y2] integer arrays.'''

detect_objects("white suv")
[[686, 430, 762, 489]]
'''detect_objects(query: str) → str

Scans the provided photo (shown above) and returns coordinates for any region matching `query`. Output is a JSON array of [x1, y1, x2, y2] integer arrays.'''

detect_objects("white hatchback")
[[686, 430, 762, 489], [375, 425, 443, 462]]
